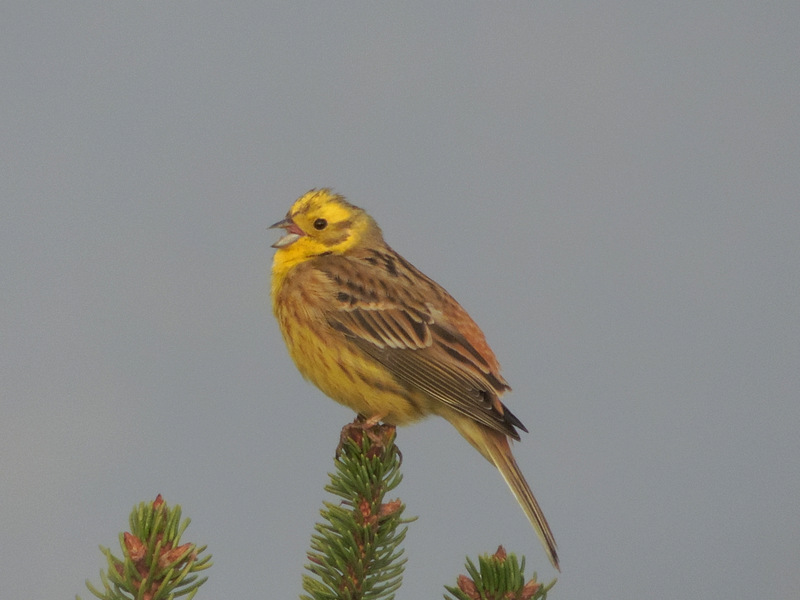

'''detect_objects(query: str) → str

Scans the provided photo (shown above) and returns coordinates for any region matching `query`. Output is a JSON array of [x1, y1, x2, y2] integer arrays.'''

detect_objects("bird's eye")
[[313, 218, 327, 230]]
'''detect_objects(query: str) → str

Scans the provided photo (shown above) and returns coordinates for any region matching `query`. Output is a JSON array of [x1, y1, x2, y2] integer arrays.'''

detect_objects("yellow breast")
[[271, 258, 427, 426]]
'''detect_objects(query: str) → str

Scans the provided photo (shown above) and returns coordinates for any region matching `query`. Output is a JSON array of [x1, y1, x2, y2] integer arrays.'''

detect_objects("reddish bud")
[[159, 543, 193, 568], [493, 545, 507, 562], [378, 499, 402, 519], [520, 579, 541, 600], [123, 532, 146, 562], [457, 575, 479, 600], [358, 499, 378, 526]]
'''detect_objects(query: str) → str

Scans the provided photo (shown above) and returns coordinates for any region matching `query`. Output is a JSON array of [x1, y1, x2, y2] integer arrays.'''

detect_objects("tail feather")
[[450, 417, 560, 571]]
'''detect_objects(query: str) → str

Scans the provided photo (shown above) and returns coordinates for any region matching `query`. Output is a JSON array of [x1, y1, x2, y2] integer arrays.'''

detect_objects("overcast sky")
[[2, 3, 798, 599]]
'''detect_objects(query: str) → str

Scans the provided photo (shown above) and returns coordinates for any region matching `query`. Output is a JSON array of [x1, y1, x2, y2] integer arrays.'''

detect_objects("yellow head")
[[270, 189, 382, 272]]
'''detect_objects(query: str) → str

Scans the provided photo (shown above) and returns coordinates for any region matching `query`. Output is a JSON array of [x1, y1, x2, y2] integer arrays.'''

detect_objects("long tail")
[[451, 417, 560, 571]]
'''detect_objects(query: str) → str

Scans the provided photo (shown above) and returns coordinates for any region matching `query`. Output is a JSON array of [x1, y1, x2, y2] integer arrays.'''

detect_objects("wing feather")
[[313, 252, 523, 438]]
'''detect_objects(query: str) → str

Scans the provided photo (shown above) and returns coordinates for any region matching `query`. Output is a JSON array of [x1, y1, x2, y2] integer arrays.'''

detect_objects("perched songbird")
[[270, 189, 559, 570]]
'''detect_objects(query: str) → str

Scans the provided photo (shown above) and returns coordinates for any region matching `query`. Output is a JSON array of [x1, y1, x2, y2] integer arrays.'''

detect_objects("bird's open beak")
[[269, 217, 306, 248]]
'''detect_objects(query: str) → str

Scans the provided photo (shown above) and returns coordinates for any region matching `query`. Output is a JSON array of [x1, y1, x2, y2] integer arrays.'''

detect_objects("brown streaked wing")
[[352, 338, 523, 439], [313, 252, 524, 439], [333, 306, 431, 349]]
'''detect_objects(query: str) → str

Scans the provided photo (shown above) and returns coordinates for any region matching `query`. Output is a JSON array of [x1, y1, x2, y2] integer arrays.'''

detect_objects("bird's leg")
[[361, 413, 386, 428]]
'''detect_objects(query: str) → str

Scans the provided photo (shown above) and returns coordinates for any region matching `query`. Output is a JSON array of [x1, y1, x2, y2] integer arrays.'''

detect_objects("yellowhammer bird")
[[270, 188, 559, 570]]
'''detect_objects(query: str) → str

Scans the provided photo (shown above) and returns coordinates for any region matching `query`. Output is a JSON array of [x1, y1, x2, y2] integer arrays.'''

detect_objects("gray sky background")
[[2, 3, 798, 599]]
